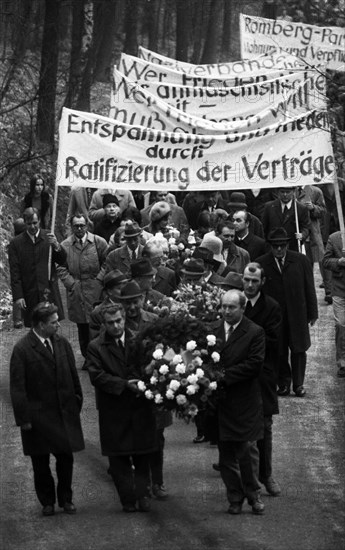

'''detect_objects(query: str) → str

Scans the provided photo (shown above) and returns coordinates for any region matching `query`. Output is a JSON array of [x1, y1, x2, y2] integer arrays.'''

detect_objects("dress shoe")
[[137, 496, 151, 512], [319, 282, 325, 288], [81, 361, 88, 371], [337, 366, 345, 378], [212, 463, 220, 472], [324, 295, 333, 305], [277, 386, 290, 396], [152, 484, 169, 500], [122, 504, 137, 513], [249, 496, 265, 515], [261, 477, 281, 496], [294, 386, 306, 397], [42, 505, 55, 516], [228, 501, 243, 515], [62, 502, 76, 514], [193, 435, 207, 443]]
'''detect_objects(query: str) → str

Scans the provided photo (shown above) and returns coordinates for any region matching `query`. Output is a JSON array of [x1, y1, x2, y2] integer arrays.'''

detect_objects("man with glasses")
[[57, 214, 108, 368]]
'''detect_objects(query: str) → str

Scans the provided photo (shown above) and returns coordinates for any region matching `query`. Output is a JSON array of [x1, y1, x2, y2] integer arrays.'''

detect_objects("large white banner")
[[118, 52, 308, 88], [240, 14, 345, 71], [111, 68, 326, 127], [56, 108, 334, 192]]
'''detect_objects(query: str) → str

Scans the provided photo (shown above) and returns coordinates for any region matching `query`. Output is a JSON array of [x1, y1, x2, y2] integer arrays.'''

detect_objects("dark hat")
[[103, 194, 119, 208], [267, 227, 290, 244], [150, 201, 171, 222], [228, 192, 247, 210], [193, 246, 221, 270], [103, 269, 129, 289], [124, 220, 142, 238], [130, 258, 155, 278], [119, 281, 144, 300], [216, 271, 244, 290], [180, 258, 207, 277]]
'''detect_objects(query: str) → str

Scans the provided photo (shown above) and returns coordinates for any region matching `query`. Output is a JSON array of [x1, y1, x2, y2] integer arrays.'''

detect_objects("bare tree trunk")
[[190, 0, 205, 64], [93, 0, 119, 82], [123, 0, 140, 54], [146, 0, 161, 51], [200, 0, 223, 63], [221, 0, 231, 61], [64, 0, 86, 108], [36, 0, 59, 146], [175, 0, 191, 61]]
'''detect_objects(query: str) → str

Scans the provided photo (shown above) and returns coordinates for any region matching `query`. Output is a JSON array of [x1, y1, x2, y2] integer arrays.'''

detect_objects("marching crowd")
[[7, 179, 345, 517]]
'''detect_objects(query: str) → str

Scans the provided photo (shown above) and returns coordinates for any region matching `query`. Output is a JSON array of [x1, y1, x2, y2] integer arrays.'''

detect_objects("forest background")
[[0, 0, 345, 319]]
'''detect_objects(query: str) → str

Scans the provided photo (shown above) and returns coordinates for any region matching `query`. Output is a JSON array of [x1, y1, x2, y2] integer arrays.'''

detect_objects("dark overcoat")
[[153, 265, 177, 296], [213, 316, 265, 442], [244, 293, 281, 416], [234, 233, 268, 261], [256, 250, 318, 352], [262, 198, 311, 252], [10, 331, 85, 455], [8, 230, 66, 327], [86, 331, 157, 456]]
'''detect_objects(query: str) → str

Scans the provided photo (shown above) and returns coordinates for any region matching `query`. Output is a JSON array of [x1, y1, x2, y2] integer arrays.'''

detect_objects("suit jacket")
[[10, 331, 84, 456], [262, 198, 311, 252], [323, 231, 345, 297], [8, 230, 66, 327], [86, 330, 157, 456], [221, 244, 250, 275], [153, 265, 177, 297], [234, 232, 268, 261], [244, 293, 281, 415], [256, 250, 318, 352], [104, 244, 144, 277], [212, 316, 265, 442]]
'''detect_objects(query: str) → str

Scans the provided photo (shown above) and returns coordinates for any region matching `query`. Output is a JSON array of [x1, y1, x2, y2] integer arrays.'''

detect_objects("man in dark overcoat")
[[10, 303, 84, 516], [212, 289, 266, 515], [243, 263, 282, 497], [8, 207, 66, 327], [86, 303, 157, 513], [256, 228, 318, 397]]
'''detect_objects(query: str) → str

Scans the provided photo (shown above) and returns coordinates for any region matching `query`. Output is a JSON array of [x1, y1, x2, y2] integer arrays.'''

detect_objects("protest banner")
[[240, 14, 345, 71], [118, 52, 308, 88], [111, 68, 326, 127], [56, 107, 334, 193]]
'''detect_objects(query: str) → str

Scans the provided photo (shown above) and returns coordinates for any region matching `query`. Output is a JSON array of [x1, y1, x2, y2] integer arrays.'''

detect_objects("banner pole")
[[294, 194, 302, 253], [48, 184, 58, 281]]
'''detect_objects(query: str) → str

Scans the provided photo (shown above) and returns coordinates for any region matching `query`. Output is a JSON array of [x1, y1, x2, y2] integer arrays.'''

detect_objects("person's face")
[[155, 191, 168, 202], [157, 214, 170, 231], [204, 192, 217, 207], [34, 179, 44, 196], [243, 268, 263, 299], [149, 249, 163, 268], [232, 211, 248, 234], [137, 275, 154, 291], [221, 292, 244, 325], [40, 313, 60, 338], [103, 311, 125, 339], [72, 217, 87, 239], [278, 188, 294, 204], [106, 285, 124, 300], [26, 214, 40, 235], [220, 227, 235, 248], [123, 296, 143, 318], [125, 235, 140, 251], [104, 203, 120, 220], [271, 242, 288, 259]]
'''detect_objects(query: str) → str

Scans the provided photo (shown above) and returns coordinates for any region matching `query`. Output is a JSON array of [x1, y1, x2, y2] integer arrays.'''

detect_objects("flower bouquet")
[[136, 334, 222, 421]]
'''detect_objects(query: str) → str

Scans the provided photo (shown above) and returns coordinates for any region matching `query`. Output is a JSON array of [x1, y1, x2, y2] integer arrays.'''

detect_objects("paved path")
[[1, 273, 344, 550]]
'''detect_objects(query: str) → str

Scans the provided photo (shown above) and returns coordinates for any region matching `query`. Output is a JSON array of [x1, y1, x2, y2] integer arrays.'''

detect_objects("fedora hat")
[[124, 220, 142, 238], [200, 235, 224, 263], [130, 258, 155, 278], [228, 192, 248, 210], [102, 194, 119, 207], [150, 201, 171, 222], [180, 258, 207, 277], [267, 227, 290, 244], [119, 281, 144, 300], [103, 269, 129, 289], [216, 271, 244, 290]]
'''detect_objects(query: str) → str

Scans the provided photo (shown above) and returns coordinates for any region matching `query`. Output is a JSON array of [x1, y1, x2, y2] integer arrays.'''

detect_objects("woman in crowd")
[[22, 174, 53, 229]]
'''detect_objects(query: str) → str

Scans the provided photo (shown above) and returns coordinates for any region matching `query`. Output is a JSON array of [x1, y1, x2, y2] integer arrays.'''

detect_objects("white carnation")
[[206, 335, 217, 346], [196, 368, 205, 378], [193, 356, 203, 367], [159, 364, 169, 375], [168, 237, 176, 245], [169, 379, 181, 391], [186, 340, 197, 351], [153, 349, 164, 360], [176, 394, 187, 405], [209, 381, 218, 390], [172, 354, 183, 365], [166, 389, 175, 400], [150, 376, 158, 385], [186, 384, 198, 395], [145, 390, 154, 399], [211, 352, 220, 363], [175, 363, 186, 374], [155, 393, 163, 404], [187, 374, 198, 385], [137, 381, 146, 391]]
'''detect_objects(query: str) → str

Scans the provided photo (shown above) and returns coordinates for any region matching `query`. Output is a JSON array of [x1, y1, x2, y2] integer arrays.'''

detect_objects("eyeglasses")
[[73, 224, 86, 229]]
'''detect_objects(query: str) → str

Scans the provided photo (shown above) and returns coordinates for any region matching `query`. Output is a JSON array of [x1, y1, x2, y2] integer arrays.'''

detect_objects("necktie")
[[225, 325, 234, 341], [79, 238, 83, 247], [44, 339, 53, 355], [246, 301, 253, 312], [117, 339, 124, 351], [283, 205, 289, 216], [278, 258, 284, 272], [132, 250, 136, 261]]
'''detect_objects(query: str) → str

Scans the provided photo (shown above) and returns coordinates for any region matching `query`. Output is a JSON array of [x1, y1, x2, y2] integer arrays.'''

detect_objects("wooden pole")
[[293, 195, 302, 253], [48, 184, 59, 281]]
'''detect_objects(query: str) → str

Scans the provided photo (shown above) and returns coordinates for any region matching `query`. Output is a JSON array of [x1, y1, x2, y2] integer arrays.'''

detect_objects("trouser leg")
[[291, 351, 307, 390], [194, 410, 205, 437], [148, 429, 165, 486], [319, 262, 332, 297], [257, 415, 273, 481], [239, 441, 261, 502], [30, 454, 56, 506], [77, 323, 90, 358], [108, 455, 136, 507], [54, 453, 73, 507], [219, 440, 260, 504], [333, 296, 345, 369], [278, 318, 291, 388], [132, 454, 151, 500]]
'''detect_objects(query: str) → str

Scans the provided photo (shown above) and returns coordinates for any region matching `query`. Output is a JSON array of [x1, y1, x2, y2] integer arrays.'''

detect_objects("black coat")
[[153, 265, 177, 297], [244, 293, 281, 415], [8, 230, 66, 327], [262, 199, 311, 252], [234, 233, 268, 261], [212, 316, 265, 442], [10, 331, 85, 456], [256, 250, 318, 352], [86, 330, 157, 456]]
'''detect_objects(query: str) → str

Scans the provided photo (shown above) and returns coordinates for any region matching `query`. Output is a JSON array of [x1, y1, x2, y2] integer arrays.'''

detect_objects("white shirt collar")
[[281, 200, 292, 211], [247, 292, 261, 307], [33, 329, 52, 347]]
